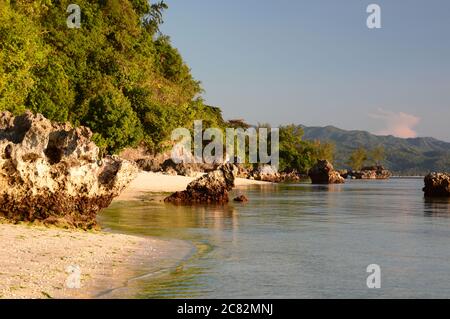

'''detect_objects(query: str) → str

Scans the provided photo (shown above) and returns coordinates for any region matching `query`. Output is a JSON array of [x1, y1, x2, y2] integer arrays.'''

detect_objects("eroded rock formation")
[[346, 166, 392, 180], [308, 160, 345, 184], [423, 173, 450, 197], [164, 163, 238, 204], [251, 164, 281, 182], [233, 195, 249, 202], [0, 111, 137, 229]]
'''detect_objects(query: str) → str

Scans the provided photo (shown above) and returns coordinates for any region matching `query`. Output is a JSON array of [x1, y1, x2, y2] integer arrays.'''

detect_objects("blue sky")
[[160, 0, 450, 141]]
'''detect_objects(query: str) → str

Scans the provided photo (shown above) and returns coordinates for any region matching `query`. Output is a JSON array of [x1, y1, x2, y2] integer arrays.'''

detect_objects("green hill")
[[300, 125, 450, 175]]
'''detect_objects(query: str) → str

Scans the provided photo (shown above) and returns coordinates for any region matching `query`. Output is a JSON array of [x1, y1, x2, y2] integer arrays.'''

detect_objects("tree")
[[370, 145, 386, 165], [279, 125, 305, 172], [82, 84, 143, 154], [0, 2, 47, 113], [310, 140, 335, 163], [0, 1, 220, 154], [347, 147, 368, 170], [26, 57, 75, 122], [143, 0, 168, 34]]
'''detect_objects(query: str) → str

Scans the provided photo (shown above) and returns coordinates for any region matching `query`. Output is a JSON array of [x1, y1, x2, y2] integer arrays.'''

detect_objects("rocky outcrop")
[[136, 155, 217, 177], [423, 173, 450, 197], [160, 159, 216, 177], [0, 111, 137, 229], [136, 157, 163, 172], [308, 160, 345, 184], [347, 166, 392, 180], [278, 170, 303, 182], [251, 164, 281, 182], [164, 163, 238, 204], [233, 195, 248, 202], [338, 169, 350, 179], [244, 165, 302, 183]]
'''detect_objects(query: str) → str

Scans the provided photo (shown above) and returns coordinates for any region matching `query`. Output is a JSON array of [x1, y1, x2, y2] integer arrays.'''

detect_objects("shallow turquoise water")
[[98, 178, 450, 298]]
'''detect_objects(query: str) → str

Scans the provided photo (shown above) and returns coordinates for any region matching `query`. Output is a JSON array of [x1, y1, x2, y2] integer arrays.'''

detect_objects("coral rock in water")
[[164, 163, 238, 204], [308, 160, 345, 184], [0, 111, 137, 229], [423, 173, 450, 197], [348, 166, 392, 180], [233, 195, 249, 202]]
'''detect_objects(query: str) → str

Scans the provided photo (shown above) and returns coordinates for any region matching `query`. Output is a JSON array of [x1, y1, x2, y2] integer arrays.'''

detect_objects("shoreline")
[[1, 171, 261, 299], [0, 221, 191, 299]]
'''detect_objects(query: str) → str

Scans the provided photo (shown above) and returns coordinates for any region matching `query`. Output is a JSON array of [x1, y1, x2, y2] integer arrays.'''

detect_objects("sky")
[[160, 0, 450, 141]]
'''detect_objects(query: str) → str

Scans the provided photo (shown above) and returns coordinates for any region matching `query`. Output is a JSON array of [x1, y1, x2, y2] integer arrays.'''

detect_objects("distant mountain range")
[[300, 125, 450, 175]]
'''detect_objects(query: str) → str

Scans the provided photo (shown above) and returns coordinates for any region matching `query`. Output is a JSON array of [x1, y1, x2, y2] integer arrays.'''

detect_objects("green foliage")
[[83, 83, 143, 154], [26, 57, 75, 122], [0, 0, 215, 154], [369, 145, 386, 165], [0, 2, 47, 113], [278, 125, 336, 173], [143, 1, 168, 34], [308, 140, 335, 163], [279, 125, 306, 172], [347, 147, 368, 170]]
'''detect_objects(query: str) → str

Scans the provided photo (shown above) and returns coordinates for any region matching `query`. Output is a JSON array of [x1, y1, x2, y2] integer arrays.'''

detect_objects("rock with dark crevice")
[[233, 195, 249, 202], [0, 111, 137, 229], [423, 173, 450, 197], [164, 163, 238, 204], [308, 160, 345, 184]]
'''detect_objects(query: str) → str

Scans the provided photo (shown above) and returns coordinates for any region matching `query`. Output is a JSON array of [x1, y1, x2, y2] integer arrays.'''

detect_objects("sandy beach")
[[0, 221, 190, 299], [0, 223, 189, 299]]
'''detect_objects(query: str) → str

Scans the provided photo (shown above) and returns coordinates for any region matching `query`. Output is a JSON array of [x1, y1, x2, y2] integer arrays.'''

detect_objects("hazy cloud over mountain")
[[369, 109, 420, 138], [162, 0, 450, 142]]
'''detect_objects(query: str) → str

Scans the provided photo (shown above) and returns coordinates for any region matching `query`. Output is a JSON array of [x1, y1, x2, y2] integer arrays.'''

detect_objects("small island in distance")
[[300, 125, 450, 176]]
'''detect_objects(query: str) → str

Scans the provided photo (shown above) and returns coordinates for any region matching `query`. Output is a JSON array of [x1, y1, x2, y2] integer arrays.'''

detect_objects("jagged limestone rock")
[[164, 163, 238, 204], [0, 111, 137, 229]]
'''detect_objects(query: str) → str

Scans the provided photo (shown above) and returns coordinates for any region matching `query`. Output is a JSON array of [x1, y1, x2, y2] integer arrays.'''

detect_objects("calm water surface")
[[99, 178, 450, 298]]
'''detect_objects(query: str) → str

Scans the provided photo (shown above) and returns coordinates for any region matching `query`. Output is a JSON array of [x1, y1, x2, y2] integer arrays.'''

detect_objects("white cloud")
[[369, 108, 420, 138]]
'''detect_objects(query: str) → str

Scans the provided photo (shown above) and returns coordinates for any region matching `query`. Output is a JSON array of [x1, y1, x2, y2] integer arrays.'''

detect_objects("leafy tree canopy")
[[347, 147, 368, 171], [278, 125, 336, 173], [0, 0, 215, 154]]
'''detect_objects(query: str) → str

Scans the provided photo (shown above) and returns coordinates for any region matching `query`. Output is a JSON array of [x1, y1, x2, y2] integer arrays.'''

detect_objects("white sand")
[[116, 171, 271, 201], [0, 222, 181, 299]]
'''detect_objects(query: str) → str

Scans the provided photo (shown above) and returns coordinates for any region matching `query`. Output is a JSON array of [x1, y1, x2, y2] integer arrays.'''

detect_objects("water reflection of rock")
[[312, 184, 344, 193], [102, 200, 240, 241], [423, 197, 450, 217]]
